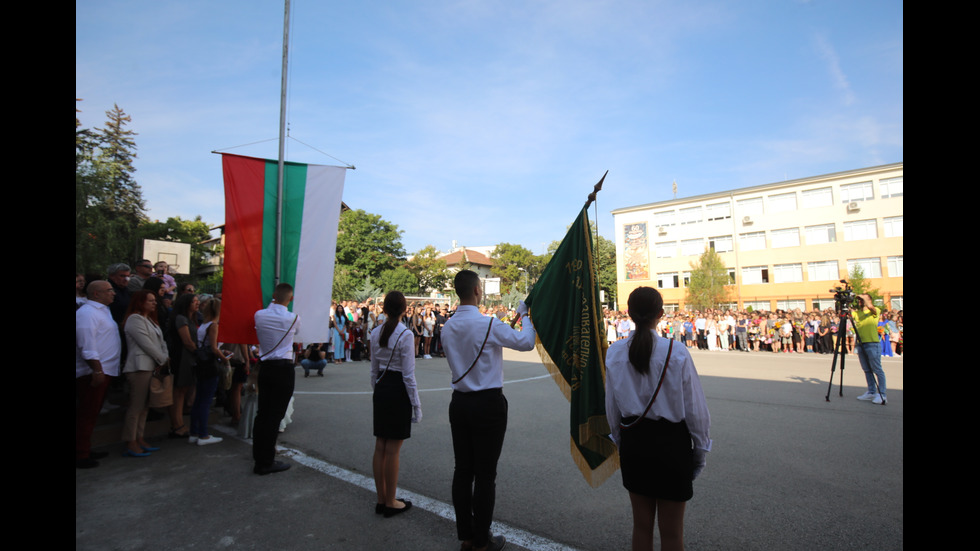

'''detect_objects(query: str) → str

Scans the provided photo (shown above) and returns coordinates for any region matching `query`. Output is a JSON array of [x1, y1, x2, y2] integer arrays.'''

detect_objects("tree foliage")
[[76, 101, 147, 273], [405, 245, 451, 294], [686, 248, 730, 310], [848, 265, 883, 306], [333, 209, 414, 299], [491, 242, 539, 293]]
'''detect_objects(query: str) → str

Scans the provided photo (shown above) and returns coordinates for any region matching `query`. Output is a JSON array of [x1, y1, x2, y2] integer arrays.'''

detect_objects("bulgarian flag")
[[525, 204, 619, 488], [219, 153, 346, 345]]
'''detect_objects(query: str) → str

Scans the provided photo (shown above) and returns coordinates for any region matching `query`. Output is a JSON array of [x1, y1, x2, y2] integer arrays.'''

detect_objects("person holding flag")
[[442, 270, 536, 551]]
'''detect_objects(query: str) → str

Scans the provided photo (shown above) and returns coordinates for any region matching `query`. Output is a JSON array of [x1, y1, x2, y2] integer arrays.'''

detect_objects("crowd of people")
[[81, 260, 903, 550], [605, 305, 903, 357]]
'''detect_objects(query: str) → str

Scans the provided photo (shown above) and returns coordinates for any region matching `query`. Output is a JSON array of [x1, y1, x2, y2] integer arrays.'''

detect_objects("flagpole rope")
[[211, 136, 356, 170]]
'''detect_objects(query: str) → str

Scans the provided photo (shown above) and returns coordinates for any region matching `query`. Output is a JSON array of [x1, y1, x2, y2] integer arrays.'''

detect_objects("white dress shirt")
[[75, 300, 121, 377], [254, 303, 299, 361], [370, 326, 420, 407], [441, 305, 536, 392], [604, 331, 711, 452]]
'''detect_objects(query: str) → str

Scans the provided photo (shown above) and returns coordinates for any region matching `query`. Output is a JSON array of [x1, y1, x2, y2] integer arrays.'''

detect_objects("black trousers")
[[252, 360, 295, 467], [449, 389, 507, 547]]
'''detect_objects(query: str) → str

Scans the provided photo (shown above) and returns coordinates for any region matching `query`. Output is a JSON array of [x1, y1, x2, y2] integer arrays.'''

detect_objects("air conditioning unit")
[[846, 202, 860, 212], [742, 216, 752, 225]]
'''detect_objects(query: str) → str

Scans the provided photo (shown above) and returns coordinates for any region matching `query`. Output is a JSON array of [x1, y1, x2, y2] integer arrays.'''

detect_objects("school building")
[[611, 162, 903, 312]]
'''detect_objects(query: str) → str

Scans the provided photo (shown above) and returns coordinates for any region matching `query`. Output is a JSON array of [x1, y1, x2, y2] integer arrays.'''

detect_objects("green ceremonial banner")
[[525, 207, 619, 487]]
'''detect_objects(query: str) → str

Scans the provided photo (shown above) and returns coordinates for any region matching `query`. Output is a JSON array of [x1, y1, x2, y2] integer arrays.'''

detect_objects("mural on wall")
[[623, 223, 650, 280]]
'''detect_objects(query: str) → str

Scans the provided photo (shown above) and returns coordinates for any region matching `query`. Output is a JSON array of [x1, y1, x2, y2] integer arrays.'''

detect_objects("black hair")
[[627, 287, 664, 375], [380, 291, 407, 347], [454, 270, 480, 300]]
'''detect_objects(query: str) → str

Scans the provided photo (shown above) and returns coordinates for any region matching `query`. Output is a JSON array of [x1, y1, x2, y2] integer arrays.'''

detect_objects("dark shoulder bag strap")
[[620, 339, 674, 429], [452, 317, 495, 385], [376, 328, 408, 383]]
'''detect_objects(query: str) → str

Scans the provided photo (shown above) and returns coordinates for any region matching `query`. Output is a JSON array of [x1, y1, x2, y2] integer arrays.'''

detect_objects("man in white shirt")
[[75, 280, 121, 468], [441, 270, 536, 551], [252, 283, 299, 475]]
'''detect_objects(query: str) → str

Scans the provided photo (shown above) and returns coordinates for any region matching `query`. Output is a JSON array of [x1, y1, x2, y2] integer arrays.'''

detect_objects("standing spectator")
[[76, 281, 121, 468]]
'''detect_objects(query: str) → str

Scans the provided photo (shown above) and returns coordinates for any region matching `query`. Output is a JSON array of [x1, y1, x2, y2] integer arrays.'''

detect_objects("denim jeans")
[[301, 358, 328, 375], [856, 342, 886, 397], [191, 375, 219, 437]]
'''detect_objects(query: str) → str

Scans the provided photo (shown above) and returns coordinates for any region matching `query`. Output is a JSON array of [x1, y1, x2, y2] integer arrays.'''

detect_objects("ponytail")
[[379, 291, 407, 348], [626, 287, 664, 375]]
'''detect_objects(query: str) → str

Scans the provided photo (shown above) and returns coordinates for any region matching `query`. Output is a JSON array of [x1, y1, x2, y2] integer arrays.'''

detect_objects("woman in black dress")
[[370, 291, 422, 517]]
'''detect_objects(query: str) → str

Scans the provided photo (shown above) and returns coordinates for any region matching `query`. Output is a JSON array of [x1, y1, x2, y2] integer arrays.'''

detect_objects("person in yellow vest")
[[851, 294, 886, 405]]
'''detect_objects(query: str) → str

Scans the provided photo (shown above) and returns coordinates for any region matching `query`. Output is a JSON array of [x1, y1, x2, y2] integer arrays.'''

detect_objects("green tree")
[[848, 265, 883, 306], [686, 248, 730, 310], [376, 266, 419, 296], [137, 215, 214, 274], [405, 245, 451, 294], [491, 243, 538, 292], [75, 102, 147, 273], [335, 209, 406, 282]]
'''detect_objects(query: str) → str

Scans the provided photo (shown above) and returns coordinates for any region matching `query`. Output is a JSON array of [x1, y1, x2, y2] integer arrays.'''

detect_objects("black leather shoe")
[[383, 500, 412, 518], [253, 461, 291, 475]]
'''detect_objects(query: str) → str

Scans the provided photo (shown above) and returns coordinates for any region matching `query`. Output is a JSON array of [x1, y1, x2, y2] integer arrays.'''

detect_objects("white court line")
[[280, 446, 580, 551], [295, 373, 553, 395]]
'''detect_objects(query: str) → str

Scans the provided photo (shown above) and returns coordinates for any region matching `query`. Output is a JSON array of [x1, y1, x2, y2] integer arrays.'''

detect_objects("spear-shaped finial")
[[584, 170, 608, 209]]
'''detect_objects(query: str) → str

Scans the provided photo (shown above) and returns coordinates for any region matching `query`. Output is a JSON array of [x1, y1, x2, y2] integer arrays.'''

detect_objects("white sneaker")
[[872, 394, 887, 405], [197, 436, 223, 446], [423, 354, 432, 359], [188, 436, 199, 444], [856, 391, 876, 401]]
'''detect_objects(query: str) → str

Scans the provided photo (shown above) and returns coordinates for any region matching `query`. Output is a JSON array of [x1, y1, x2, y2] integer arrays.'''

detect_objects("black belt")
[[452, 387, 502, 397], [260, 359, 293, 367]]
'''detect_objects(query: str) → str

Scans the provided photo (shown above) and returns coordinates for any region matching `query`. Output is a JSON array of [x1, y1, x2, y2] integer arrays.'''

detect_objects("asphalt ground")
[[77, 347, 903, 550]]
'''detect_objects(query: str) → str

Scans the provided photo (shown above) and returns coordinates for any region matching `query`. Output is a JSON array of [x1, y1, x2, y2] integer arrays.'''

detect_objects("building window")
[[805, 223, 837, 245], [840, 181, 874, 203], [681, 238, 704, 256], [653, 210, 676, 228], [812, 298, 836, 311], [880, 177, 903, 198], [890, 296, 903, 310], [728, 268, 736, 284], [770, 228, 801, 248], [777, 299, 806, 311], [738, 197, 764, 216], [844, 219, 878, 241], [743, 300, 770, 312], [708, 235, 733, 253], [742, 265, 770, 284], [679, 206, 702, 225], [655, 241, 677, 258], [801, 187, 833, 208], [847, 257, 882, 278], [739, 231, 766, 251], [706, 202, 732, 221], [807, 260, 840, 281], [768, 192, 797, 213], [658, 272, 680, 289], [682, 271, 691, 287], [887, 256, 903, 277], [773, 263, 803, 283], [883, 216, 903, 238]]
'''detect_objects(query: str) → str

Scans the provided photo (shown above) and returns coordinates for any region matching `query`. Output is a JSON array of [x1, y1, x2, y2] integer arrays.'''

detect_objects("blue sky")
[[76, 0, 903, 256]]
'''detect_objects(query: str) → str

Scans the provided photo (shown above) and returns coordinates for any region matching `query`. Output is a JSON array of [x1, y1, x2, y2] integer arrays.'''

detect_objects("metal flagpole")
[[275, 0, 291, 285]]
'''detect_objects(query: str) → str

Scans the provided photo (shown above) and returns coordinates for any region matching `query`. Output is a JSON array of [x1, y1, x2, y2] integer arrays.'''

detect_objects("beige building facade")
[[612, 163, 903, 312]]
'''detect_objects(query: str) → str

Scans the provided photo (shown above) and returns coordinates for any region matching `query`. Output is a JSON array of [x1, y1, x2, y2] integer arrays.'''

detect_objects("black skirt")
[[619, 417, 694, 502], [373, 371, 412, 440]]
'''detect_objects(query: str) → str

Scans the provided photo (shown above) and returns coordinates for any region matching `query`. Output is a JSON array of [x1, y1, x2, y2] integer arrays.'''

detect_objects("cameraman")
[[851, 294, 886, 405]]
